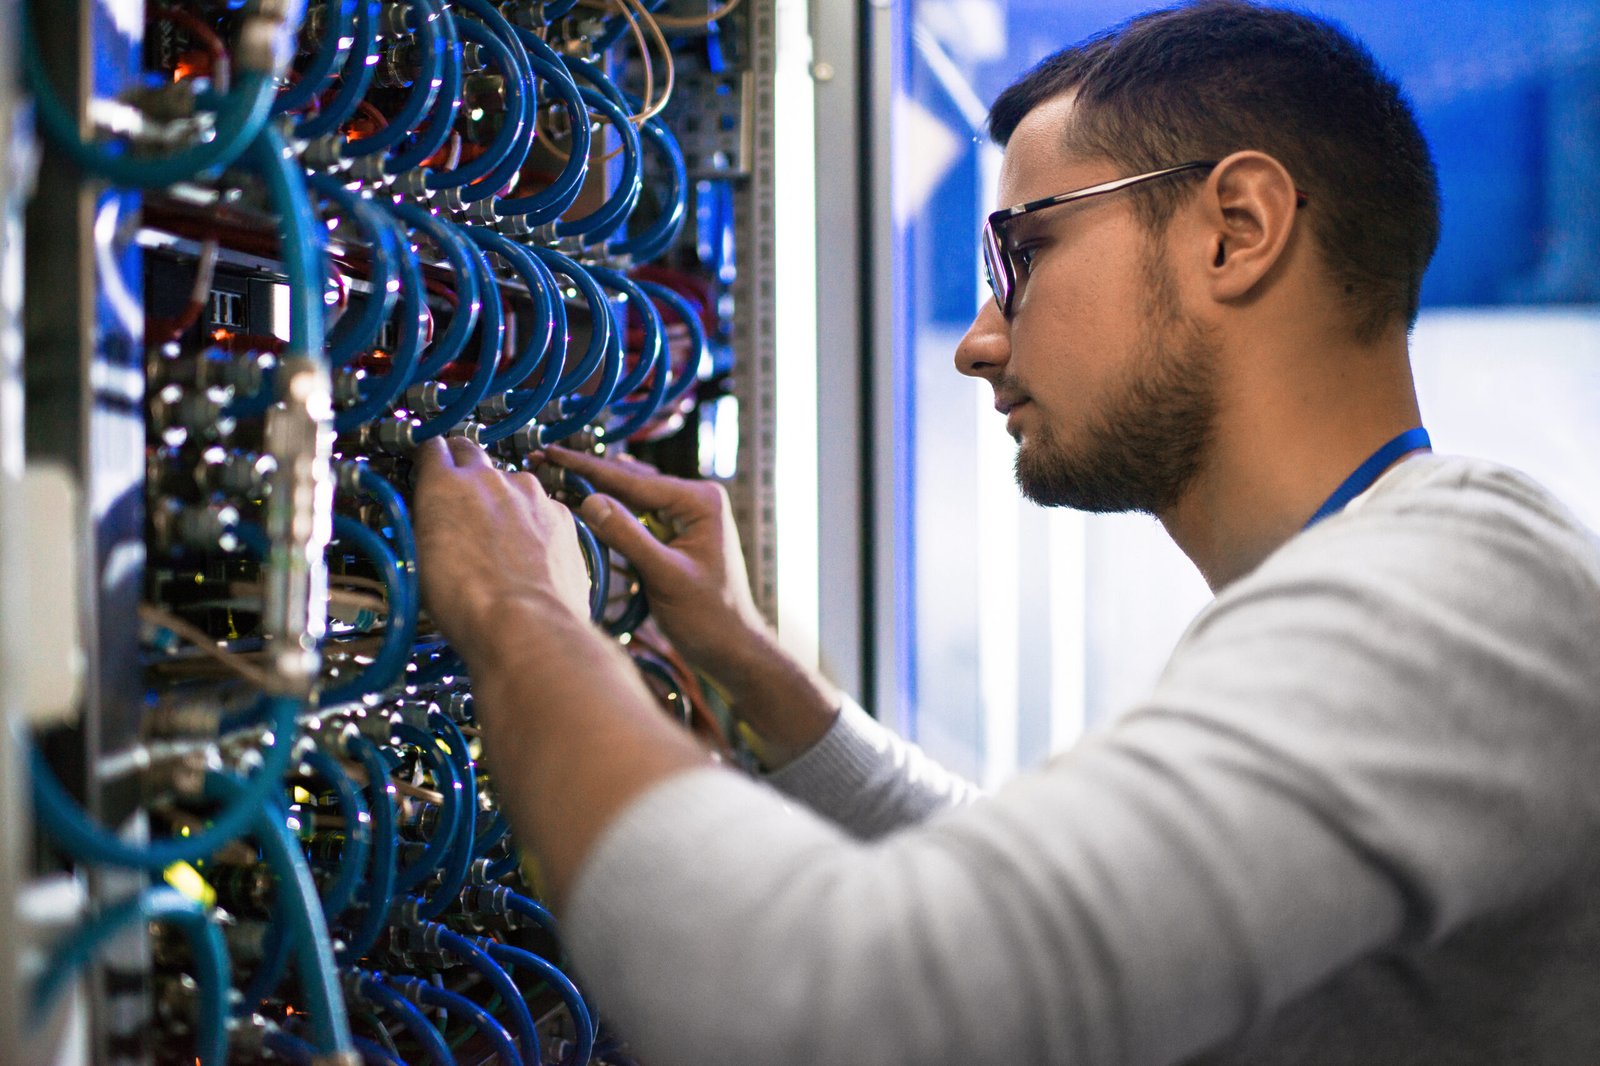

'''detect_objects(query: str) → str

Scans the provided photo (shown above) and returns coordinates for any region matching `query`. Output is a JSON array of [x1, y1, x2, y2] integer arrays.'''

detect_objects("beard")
[[1013, 245, 1219, 516]]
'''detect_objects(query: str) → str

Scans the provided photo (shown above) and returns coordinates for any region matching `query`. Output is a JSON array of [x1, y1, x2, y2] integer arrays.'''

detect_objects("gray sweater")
[[565, 455, 1600, 1065]]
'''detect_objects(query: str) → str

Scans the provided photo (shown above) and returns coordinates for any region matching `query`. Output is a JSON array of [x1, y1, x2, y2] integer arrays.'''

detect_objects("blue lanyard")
[[1303, 427, 1432, 530]]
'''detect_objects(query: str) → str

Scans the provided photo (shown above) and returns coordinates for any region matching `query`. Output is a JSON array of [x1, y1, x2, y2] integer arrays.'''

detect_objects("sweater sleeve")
[[563, 469, 1600, 1066], [762, 697, 985, 838]]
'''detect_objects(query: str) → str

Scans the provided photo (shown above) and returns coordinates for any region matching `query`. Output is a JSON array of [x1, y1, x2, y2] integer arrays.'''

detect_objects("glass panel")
[[891, 0, 1600, 784]]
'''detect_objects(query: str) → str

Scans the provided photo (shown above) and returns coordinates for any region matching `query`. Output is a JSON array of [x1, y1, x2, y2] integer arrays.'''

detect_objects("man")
[[410, 2, 1600, 1063]]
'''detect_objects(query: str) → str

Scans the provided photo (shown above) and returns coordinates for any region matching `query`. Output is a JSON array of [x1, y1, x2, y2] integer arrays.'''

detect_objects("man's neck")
[[1159, 340, 1424, 592]]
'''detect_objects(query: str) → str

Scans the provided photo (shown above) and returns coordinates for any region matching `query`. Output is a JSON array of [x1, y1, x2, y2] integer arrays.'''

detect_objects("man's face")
[[956, 95, 1219, 516]]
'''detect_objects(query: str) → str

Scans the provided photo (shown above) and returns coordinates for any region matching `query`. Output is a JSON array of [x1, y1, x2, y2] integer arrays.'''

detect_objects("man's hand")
[[411, 437, 591, 658], [409, 436, 716, 908], [544, 445, 771, 684], [545, 445, 843, 766]]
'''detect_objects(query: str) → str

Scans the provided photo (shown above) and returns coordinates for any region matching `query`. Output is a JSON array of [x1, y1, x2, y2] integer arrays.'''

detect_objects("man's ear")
[[1196, 151, 1302, 302]]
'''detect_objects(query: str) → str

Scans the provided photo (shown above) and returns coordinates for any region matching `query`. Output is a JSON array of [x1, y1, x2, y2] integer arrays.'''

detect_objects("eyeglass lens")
[[982, 222, 1011, 314]]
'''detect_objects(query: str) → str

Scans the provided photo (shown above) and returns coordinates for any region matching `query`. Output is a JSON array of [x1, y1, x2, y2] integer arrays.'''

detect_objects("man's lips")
[[995, 395, 1030, 440]]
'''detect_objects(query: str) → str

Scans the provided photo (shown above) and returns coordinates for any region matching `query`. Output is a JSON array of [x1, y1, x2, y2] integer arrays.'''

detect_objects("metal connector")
[[360, 416, 417, 455], [446, 421, 482, 445], [237, 0, 310, 76], [262, 356, 335, 696]]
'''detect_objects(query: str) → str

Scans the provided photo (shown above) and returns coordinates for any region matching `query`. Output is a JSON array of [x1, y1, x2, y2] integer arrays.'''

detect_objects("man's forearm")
[[464, 597, 715, 908], [700, 627, 842, 769]]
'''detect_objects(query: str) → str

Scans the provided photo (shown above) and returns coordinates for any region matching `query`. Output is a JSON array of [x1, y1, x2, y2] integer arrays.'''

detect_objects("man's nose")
[[954, 299, 1010, 379]]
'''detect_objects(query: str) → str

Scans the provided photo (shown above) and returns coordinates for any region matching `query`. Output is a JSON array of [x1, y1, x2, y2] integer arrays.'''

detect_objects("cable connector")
[[301, 132, 346, 172], [237, 0, 311, 77], [467, 883, 511, 915], [446, 420, 483, 445], [359, 416, 417, 455]]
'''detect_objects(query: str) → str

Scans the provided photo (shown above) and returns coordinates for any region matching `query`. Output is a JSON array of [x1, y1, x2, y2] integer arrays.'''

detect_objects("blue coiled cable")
[[235, 793, 315, 1010], [504, 889, 559, 936], [428, 923, 541, 1061], [33, 887, 230, 1065], [390, 977, 523, 1066], [226, 121, 331, 418], [388, 203, 482, 386], [606, 584, 651, 637], [462, 227, 558, 393], [486, 256, 569, 437], [309, 174, 401, 368], [272, 1025, 405, 1066], [409, 236, 505, 442], [447, 0, 540, 194], [334, 206, 427, 433], [357, 973, 453, 1066], [23, 10, 279, 188], [476, 886, 601, 1027], [460, 233, 567, 444], [354, 1035, 408, 1066], [414, 714, 476, 919], [527, 245, 619, 442], [204, 771, 355, 1057], [484, 851, 521, 881], [554, 471, 610, 622], [384, 3, 462, 174], [320, 515, 416, 706], [607, 108, 689, 263], [298, 746, 372, 922], [497, 27, 592, 222], [341, 734, 398, 963], [263, 1026, 319, 1064], [391, 723, 461, 894], [554, 85, 643, 243], [423, 12, 530, 197], [473, 812, 509, 857], [276, 0, 359, 114], [29, 694, 302, 870], [574, 513, 610, 624], [588, 266, 663, 401], [297, 0, 382, 140], [344, 0, 448, 158], [483, 940, 596, 1066], [545, 325, 622, 444], [637, 279, 708, 408], [587, 266, 666, 441], [348, 462, 419, 599], [605, 343, 670, 441]]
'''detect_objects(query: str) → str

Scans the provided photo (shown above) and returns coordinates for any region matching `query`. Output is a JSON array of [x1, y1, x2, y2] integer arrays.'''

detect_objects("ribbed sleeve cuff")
[[763, 697, 892, 808]]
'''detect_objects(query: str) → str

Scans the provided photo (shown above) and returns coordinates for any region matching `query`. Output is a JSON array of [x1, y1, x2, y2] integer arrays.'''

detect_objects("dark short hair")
[[988, 0, 1440, 341]]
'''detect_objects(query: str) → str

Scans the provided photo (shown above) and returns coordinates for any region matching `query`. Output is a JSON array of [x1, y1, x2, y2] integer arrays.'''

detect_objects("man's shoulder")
[[1346, 452, 1593, 540], [1180, 452, 1600, 670], [1270, 452, 1600, 594]]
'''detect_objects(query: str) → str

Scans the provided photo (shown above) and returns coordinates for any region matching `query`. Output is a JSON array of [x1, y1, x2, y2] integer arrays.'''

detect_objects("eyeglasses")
[[981, 160, 1219, 318]]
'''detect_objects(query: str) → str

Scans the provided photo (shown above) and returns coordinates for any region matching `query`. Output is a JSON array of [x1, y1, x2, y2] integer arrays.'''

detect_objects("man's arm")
[[558, 488, 1600, 1066], [547, 445, 984, 833]]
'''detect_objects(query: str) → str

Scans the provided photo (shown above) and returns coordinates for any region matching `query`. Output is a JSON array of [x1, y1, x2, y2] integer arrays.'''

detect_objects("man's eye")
[[1012, 244, 1039, 275]]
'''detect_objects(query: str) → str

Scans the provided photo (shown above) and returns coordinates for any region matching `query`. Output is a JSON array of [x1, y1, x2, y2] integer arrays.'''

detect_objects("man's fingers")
[[579, 493, 677, 584], [412, 437, 455, 481], [547, 445, 693, 512], [445, 435, 494, 469], [508, 470, 545, 505]]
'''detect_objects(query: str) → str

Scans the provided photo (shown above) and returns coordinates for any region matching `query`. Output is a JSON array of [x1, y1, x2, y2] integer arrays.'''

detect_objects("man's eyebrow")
[[1006, 211, 1052, 241]]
